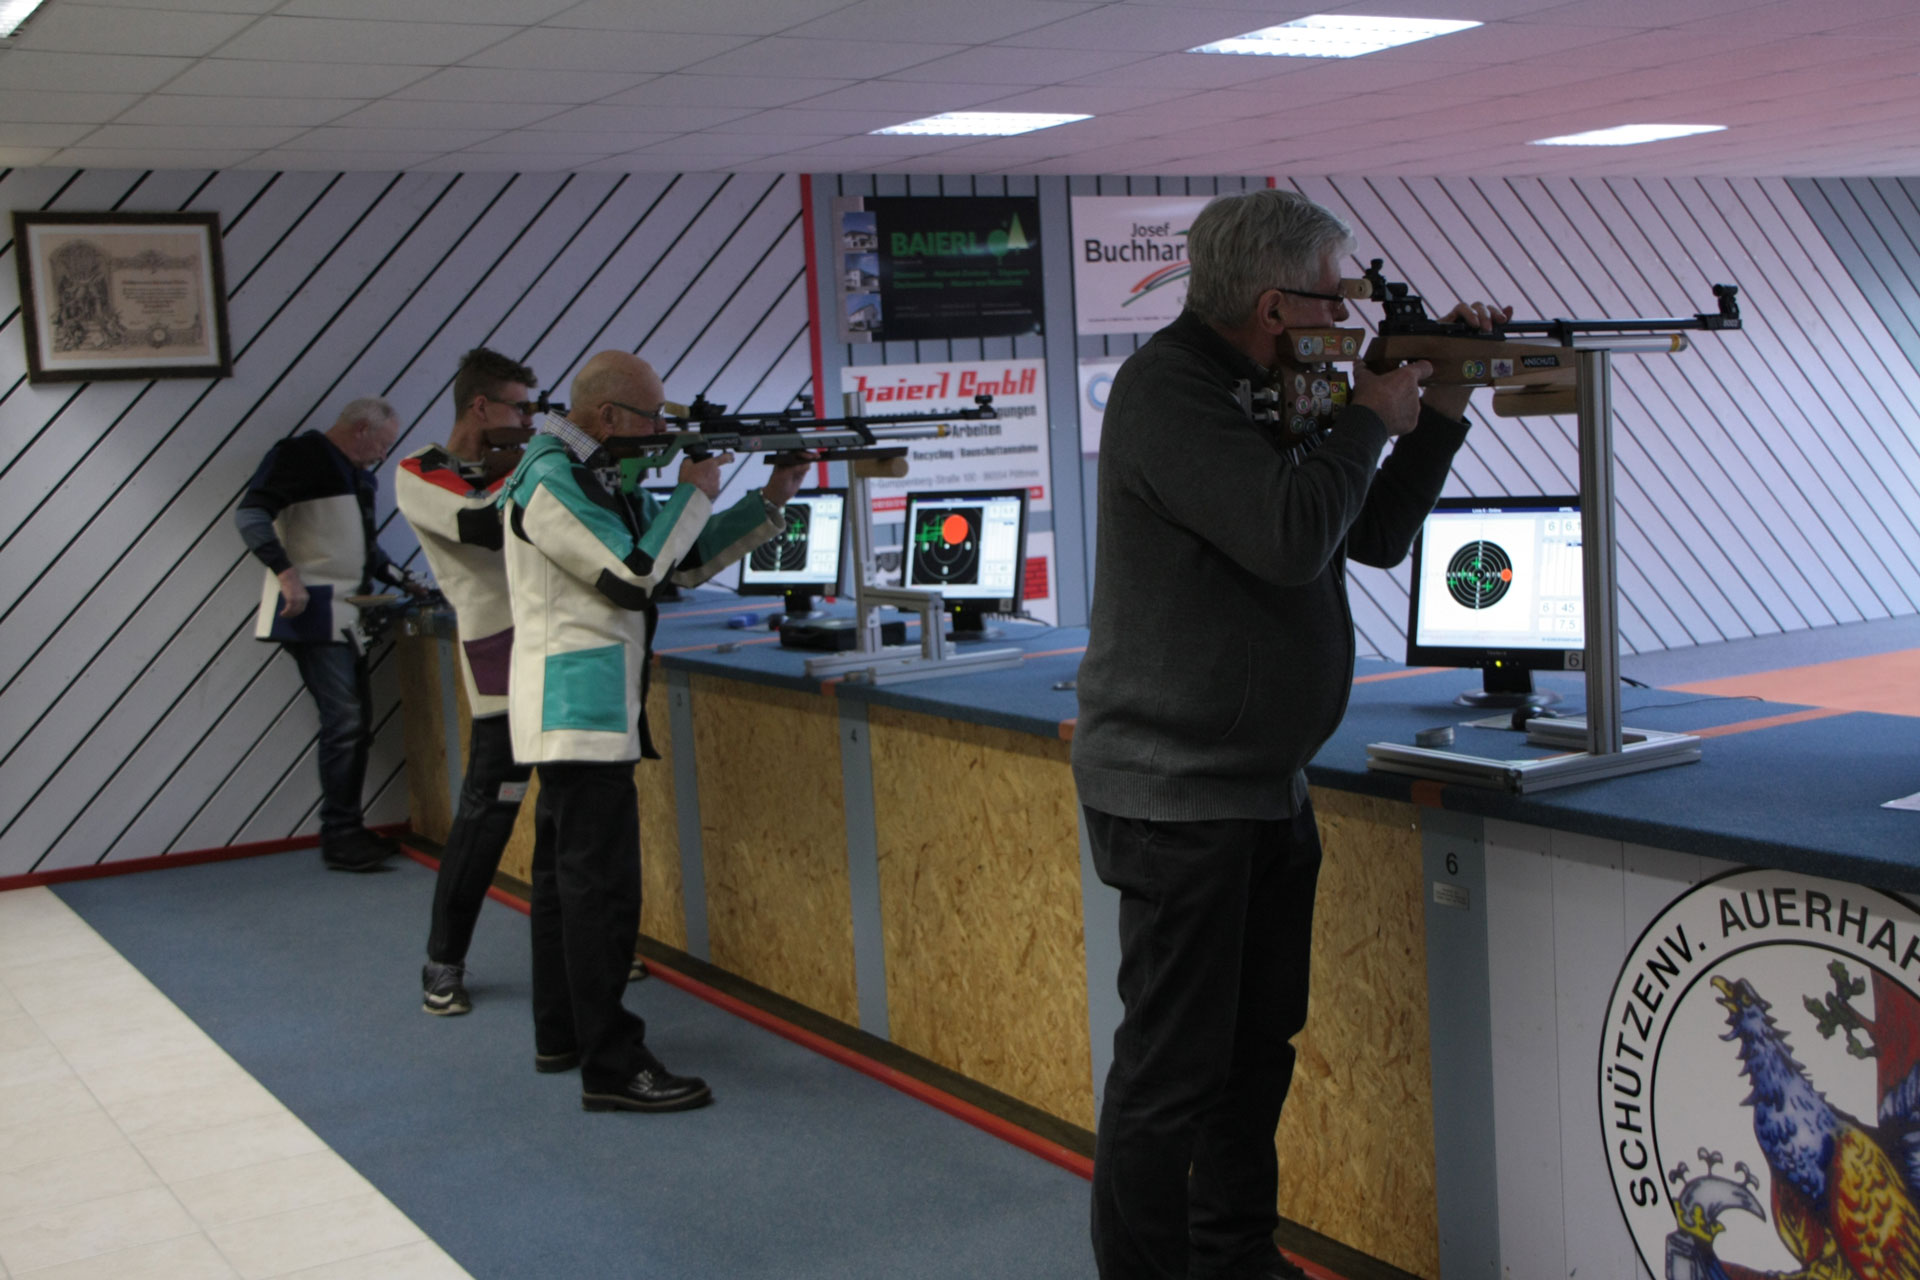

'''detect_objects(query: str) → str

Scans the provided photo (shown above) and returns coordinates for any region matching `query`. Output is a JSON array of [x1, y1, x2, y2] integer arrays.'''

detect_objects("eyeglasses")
[[483, 394, 536, 415], [609, 401, 665, 423]]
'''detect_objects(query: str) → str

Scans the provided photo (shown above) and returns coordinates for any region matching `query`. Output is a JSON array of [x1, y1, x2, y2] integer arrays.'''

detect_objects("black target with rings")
[[1445, 540, 1513, 609], [750, 501, 810, 572]]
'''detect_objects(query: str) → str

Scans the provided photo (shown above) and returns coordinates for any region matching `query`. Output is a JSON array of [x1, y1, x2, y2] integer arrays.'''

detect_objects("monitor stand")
[[1454, 665, 1561, 711], [948, 610, 1000, 642], [780, 588, 819, 619]]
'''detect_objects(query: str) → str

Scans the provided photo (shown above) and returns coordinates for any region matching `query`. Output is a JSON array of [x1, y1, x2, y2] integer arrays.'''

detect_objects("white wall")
[[0, 168, 810, 876]]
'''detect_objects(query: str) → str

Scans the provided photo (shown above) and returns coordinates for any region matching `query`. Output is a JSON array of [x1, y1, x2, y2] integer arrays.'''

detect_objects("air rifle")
[[1349, 259, 1741, 417], [598, 392, 998, 471]]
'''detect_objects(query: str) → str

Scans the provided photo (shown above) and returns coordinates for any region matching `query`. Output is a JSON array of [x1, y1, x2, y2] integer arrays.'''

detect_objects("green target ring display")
[[1445, 539, 1513, 609]]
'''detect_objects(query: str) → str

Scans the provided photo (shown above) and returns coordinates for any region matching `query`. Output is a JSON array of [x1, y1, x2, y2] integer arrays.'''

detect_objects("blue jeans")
[[286, 642, 371, 847]]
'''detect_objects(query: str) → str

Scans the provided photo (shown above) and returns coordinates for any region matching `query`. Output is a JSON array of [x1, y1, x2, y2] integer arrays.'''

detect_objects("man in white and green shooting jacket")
[[500, 349, 811, 1113]]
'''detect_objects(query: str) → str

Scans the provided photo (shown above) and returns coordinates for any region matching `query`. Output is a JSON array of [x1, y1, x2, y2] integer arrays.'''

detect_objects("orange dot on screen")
[[1499, 568, 1513, 581], [941, 513, 970, 545]]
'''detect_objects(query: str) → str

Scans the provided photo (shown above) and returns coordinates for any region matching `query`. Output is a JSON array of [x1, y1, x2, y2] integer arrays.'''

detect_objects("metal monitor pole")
[[1577, 346, 1622, 756]]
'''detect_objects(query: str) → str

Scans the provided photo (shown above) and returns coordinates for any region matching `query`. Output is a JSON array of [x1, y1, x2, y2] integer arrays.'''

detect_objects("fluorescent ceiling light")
[[872, 112, 1090, 137], [1190, 14, 1480, 58], [0, 0, 47, 37], [1532, 124, 1727, 146]]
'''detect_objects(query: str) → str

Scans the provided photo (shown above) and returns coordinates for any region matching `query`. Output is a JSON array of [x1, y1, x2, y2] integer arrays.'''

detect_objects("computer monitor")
[[901, 487, 1028, 637], [737, 488, 846, 617], [1405, 494, 1585, 710]]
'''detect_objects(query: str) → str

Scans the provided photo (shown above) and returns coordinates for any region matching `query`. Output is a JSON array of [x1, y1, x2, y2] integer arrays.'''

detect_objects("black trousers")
[[529, 761, 648, 1090], [1085, 802, 1323, 1280], [286, 641, 371, 847], [426, 715, 532, 966]]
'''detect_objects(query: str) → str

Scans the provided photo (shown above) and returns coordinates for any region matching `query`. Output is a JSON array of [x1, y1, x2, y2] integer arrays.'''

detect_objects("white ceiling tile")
[[0, 122, 93, 146], [782, 0, 1098, 44], [0, 91, 141, 123], [889, 45, 1146, 85], [0, 146, 59, 164], [791, 81, 1010, 113], [999, 6, 1278, 53], [331, 100, 567, 130], [114, 95, 362, 127], [738, 106, 914, 134], [595, 75, 856, 109], [247, 150, 442, 169], [161, 59, 433, 97], [525, 105, 759, 133], [459, 131, 677, 154], [290, 126, 504, 151], [76, 121, 308, 148], [627, 137, 781, 158], [676, 36, 967, 79], [1509, 0, 1758, 25], [1066, 52, 1302, 89], [14, 5, 256, 57], [973, 84, 1201, 114], [459, 28, 755, 74], [543, 0, 858, 35], [0, 51, 193, 93], [54, 146, 262, 167], [391, 68, 649, 103], [279, 0, 576, 21], [213, 17, 521, 65]]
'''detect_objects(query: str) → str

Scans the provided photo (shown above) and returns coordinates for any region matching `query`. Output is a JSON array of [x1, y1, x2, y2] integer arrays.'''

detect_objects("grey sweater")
[[1071, 310, 1469, 821]]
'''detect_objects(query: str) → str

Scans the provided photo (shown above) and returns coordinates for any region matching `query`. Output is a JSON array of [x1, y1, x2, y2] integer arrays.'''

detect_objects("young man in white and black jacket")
[[236, 397, 417, 872], [1070, 188, 1510, 1280], [395, 347, 540, 1017]]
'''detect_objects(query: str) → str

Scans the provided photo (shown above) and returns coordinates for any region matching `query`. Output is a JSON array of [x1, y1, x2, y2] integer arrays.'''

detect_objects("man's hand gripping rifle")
[[1339, 260, 1741, 418], [597, 392, 999, 469]]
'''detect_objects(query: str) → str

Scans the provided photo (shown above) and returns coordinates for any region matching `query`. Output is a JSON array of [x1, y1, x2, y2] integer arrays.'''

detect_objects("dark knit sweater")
[[1071, 309, 1470, 821]]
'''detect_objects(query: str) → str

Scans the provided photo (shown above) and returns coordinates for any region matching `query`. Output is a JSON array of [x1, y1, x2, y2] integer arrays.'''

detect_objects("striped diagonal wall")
[[0, 168, 810, 877], [1299, 177, 1920, 662]]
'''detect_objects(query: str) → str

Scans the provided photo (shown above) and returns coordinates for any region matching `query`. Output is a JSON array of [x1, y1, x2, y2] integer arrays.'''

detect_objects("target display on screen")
[[1408, 497, 1584, 656], [1445, 540, 1514, 609], [750, 501, 813, 574], [739, 489, 844, 592], [901, 488, 1027, 604], [910, 503, 985, 586]]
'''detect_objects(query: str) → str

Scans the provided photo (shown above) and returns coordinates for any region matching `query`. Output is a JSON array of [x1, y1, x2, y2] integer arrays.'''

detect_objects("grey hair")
[[335, 396, 397, 433], [1183, 189, 1357, 329]]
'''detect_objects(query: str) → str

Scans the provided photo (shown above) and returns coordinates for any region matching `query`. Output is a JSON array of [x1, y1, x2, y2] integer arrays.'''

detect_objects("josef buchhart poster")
[[841, 357, 1056, 624], [1070, 194, 1209, 337]]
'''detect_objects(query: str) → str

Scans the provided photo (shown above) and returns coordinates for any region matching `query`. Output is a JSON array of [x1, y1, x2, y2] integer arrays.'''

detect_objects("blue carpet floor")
[[55, 852, 1097, 1279]]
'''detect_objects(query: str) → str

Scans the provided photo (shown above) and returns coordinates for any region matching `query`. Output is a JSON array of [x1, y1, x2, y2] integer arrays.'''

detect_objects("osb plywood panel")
[[395, 634, 450, 846], [690, 674, 856, 1024], [1277, 787, 1436, 1279], [492, 683, 685, 950], [637, 678, 685, 950], [867, 704, 1094, 1130]]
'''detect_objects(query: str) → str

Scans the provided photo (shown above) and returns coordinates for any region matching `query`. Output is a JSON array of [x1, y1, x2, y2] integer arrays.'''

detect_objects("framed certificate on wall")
[[12, 210, 233, 384]]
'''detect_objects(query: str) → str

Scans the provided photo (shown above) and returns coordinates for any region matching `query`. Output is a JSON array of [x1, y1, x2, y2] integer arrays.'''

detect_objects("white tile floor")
[[0, 887, 472, 1279]]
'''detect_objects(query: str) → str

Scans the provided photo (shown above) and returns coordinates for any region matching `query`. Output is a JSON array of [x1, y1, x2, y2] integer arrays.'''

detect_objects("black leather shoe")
[[535, 1049, 580, 1074], [321, 830, 395, 873], [581, 1052, 711, 1113]]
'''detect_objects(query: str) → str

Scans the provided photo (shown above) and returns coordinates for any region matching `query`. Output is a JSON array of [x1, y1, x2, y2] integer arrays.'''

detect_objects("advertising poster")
[[1077, 355, 1126, 456], [842, 357, 1055, 623], [1070, 194, 1209, 336], [834, 196, 1044, 344]]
